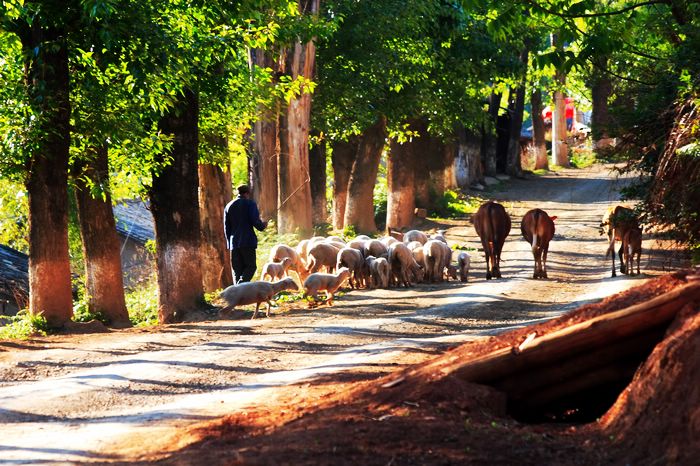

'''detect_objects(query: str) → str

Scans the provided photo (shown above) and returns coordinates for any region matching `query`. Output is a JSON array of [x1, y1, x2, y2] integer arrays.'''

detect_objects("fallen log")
[[445, 281, 700, 385], [411, 280, 700, 419]]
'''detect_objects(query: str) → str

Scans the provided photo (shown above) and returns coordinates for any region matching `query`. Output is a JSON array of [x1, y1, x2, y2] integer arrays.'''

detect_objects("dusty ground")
[[0, 164, 689, 464]]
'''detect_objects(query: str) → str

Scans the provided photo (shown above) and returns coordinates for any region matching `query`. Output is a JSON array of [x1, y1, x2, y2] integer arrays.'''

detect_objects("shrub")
[[0, 310, 49, 340]]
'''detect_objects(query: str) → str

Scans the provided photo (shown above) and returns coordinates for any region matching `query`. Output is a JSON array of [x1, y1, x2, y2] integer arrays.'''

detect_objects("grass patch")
[[430, 190, 483, 218], [570, 147, 597, 168], [0, 310, 49, 340], [125, 276, 160, 327]]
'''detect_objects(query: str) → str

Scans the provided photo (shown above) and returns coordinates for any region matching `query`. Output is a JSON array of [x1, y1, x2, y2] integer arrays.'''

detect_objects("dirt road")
[[0, 164, 684, 464]]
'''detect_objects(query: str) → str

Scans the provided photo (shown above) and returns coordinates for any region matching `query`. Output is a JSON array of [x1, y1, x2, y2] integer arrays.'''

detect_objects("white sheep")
[[403, 229, 428, 245], [423, 239, 446, 283], [269, 244, 307, 283], [260, 257, 293, 282], [365, 255, 390, 289], [388, 242, 423, 287], [457, 251, 471, 282], [363, 239, 389, 259], [303, 267, 351, 307], [219, 278, 299, 319], [306, 242, 341, 274], [336, 247, 367, 289], [430, 229, 448, 244]]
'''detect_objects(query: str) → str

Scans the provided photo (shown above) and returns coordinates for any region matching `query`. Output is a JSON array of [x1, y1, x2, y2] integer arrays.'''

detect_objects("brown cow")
[[601, 205, 639, 277], [622, 226, 642, 276], [520, 209, 557, 279], [472, 201, 511, 279]]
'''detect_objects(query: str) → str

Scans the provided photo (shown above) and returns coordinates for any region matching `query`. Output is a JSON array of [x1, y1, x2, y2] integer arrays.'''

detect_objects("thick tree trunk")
[[277, 0, 319, 236], [249, 49, 279, 221], [344, 117, 387, 234], [23, 27, 73, 327], [74, 145, 130, 327], [150, 88, 204, 323], [506, 79, 527, 177], [482, 92, 501, 176], [386, 137, 416, 230], [531, 88, 549, 170], [496, 100, 512, 173], [199, 159, 233, 291], [591, 57, 613, 151], [309, 133, 327, 226], [330, 138, 357, 230]]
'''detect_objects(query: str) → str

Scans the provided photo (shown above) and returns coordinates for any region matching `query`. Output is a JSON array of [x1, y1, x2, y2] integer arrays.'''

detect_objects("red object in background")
[[541, 98, 575, 121]]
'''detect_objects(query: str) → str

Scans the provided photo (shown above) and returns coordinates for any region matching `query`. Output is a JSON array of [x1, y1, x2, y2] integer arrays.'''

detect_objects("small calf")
[[219, 278, 299, 319], [623, 227, 642, 276], [260, 257, 293, 282], [303, 267, 351, 307]]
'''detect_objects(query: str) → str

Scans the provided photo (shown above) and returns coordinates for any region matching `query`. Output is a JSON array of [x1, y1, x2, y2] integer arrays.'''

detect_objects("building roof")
[[113, 199, 155, 245], [0, 243, 29, 304]]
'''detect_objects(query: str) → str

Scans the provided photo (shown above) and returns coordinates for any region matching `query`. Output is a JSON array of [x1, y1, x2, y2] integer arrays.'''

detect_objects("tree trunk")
[[344, 117, 387, 234], [73, 145, 130, 327], [506, 81, 527, 177], [531, 88, 549, 170], [386, 137, 416, 230], [309, 132, 327, 226], [249, 49, 279, 222], [482, 92, 501, 176], [553, 86, 569, 167], [23, 26, 73, 327], [199, 159, 233, 291], [277, 0, 319, 236], [330, 138, 358, 230], [150, 88, 204, 323], [591, 57, 613, 151]]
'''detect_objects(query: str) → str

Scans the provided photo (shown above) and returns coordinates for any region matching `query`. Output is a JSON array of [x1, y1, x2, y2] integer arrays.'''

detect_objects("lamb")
[[336, 247, 367, 289], [269, 244, 307, 282], [303, 267, 351, 307], [306, 242, 341, 274], [457, 251, 471, 282], [365, 256, 390, 289], [219, 278, 299, 319], [403, 229, 428, 245], [260, 257, 293, 282]]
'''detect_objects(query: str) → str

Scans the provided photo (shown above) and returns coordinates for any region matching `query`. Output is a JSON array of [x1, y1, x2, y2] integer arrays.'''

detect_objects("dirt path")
[[0, 164, 684, 464]]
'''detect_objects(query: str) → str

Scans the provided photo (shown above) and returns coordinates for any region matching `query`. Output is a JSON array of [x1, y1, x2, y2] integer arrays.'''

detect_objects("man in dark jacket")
[[224, 185, 268, 284]]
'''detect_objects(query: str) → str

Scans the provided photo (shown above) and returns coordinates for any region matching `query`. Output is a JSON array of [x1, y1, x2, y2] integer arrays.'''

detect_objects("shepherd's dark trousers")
[[231, 247, 257, 284]]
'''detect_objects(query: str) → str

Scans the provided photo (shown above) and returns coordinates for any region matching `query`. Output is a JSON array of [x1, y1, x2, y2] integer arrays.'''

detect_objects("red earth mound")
[[147, 270, 699, 465]]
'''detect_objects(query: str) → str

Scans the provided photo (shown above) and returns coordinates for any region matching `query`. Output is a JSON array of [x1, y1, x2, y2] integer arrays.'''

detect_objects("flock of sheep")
[[219, 226, 471, 319], [219, 201, 643, 319]]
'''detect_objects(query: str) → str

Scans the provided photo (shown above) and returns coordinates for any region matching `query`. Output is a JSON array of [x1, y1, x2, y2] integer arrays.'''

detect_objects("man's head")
[[237, 184, 251, 197]]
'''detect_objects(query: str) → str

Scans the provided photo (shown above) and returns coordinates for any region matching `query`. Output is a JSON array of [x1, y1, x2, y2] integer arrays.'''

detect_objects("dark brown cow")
[[622, 226, 642, 276], [601, 205, 639, 277], [520, 208, 557, 279], [472, 201, 511, 279]]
